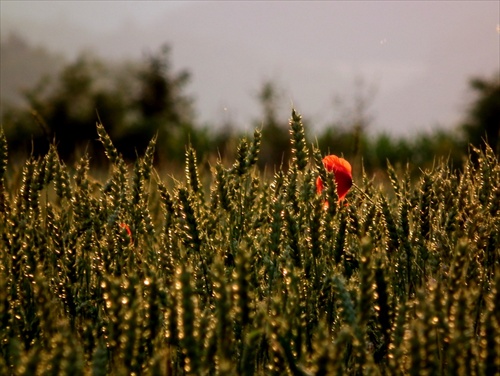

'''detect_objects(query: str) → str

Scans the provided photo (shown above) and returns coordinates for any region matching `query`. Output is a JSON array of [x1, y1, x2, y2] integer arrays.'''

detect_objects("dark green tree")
[[6, 53, 128, 161], [254, 81, 290, 171], [136, 45, 192, 123], [461, 73, 500, 155], [1, 43, 199, 164], [117, 44, 196, 162]]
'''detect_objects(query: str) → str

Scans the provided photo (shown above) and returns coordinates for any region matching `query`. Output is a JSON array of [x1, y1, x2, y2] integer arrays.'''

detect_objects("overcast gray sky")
[[1, 1, 499, 136]]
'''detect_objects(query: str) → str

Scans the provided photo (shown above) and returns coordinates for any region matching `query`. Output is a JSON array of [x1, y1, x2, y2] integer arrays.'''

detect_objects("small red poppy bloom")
[[119, 223, 133, 245], [316, 155, 353, 202]]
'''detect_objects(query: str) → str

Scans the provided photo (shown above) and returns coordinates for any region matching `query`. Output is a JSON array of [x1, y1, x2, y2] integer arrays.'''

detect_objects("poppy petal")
[[317, 154, 353, 202]]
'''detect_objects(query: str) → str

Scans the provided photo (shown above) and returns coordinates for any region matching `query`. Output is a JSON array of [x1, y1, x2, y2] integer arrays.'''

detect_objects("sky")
[[1, 1, 499, 136]]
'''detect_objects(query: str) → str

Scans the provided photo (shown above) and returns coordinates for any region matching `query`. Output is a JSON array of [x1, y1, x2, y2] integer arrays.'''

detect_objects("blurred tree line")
[[1, 44, 216, 167], [1, 39, 499, 176]]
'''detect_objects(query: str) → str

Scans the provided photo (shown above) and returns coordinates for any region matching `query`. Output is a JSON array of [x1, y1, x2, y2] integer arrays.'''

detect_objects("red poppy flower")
[[119, 223, 133, 245], [316, 155, 353, 202]]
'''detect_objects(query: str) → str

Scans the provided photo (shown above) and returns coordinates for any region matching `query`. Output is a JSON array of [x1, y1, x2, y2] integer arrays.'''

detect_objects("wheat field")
[[0, 110, 499, 375]]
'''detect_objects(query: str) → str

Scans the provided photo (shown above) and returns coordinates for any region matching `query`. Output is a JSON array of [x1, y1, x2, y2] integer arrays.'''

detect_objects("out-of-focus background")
[[1, 1, 499, 173]]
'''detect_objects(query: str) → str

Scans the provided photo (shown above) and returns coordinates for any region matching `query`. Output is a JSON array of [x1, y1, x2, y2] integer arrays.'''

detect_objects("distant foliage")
[[1, 110, 499, 375], [461, 74, 500, 156], [1, 44, 200, 164], [2, 37, 498, 174]]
